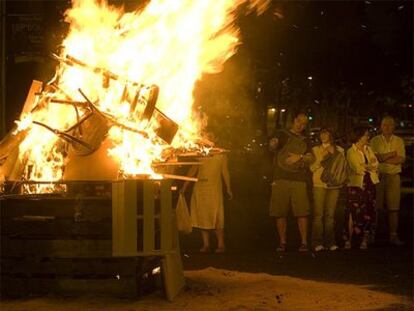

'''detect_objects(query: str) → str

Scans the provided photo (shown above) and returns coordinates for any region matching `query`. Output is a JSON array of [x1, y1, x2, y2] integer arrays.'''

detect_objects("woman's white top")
[[346, 144, 379, 189]]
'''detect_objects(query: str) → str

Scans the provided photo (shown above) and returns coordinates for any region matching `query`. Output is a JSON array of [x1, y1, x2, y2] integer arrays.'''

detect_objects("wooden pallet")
[[0, 180, 184, 300]]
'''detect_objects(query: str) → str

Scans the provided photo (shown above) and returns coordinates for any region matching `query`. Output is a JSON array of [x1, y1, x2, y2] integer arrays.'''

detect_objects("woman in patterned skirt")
[[344, 127, 379, 249]]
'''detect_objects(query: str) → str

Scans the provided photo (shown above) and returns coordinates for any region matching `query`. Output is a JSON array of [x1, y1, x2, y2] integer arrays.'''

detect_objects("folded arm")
[[347, 150, 366, 175]]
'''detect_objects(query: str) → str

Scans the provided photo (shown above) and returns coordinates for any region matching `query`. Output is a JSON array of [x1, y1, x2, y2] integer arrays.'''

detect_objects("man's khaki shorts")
[[269, 179, 310, 217], [376, 174, 401, 211]]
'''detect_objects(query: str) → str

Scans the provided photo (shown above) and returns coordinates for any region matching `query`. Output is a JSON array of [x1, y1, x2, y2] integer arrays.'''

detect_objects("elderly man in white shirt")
[[370, 116, 406, 246]]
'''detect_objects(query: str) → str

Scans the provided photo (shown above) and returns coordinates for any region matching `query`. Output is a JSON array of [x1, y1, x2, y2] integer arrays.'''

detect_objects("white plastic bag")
[[176, 194, 192, 233]]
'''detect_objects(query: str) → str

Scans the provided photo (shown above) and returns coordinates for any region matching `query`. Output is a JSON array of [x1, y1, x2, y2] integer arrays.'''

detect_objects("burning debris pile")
[[0, 0, 269, 194]]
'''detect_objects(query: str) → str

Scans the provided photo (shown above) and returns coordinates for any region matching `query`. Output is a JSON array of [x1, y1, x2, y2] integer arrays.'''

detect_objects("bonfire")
[[0, 0, 269, 194]]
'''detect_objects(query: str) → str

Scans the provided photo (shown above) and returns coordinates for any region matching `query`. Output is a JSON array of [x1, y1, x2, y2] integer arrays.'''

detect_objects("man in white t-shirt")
[[370, 116, 406, 246]]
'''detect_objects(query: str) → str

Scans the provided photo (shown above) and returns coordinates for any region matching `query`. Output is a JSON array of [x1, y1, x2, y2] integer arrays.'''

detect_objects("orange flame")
[[13, 0, 269, 192]]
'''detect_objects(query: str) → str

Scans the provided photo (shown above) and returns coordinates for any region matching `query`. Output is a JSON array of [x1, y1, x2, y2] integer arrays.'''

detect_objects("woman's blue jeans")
[[312, 187, 340, 247]]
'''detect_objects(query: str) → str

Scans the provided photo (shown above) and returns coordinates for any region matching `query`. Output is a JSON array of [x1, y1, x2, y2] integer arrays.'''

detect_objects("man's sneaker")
[[314, 245, 325, 252], [329, 245, 339, 251], [390, 237, 405, 246]]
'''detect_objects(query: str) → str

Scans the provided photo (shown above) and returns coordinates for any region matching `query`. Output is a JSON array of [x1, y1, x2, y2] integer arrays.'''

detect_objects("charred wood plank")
[[20, 80, 43, 118]]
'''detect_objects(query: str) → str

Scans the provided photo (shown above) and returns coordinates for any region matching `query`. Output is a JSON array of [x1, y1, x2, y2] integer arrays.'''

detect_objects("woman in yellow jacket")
[[344, 127, 379, 250]]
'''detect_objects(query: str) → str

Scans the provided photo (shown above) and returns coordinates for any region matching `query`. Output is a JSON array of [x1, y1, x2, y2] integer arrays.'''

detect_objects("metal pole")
[[0, 0, 6, 138]]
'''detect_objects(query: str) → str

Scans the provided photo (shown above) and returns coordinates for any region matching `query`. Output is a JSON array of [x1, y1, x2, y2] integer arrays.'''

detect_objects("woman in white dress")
[[182, 152, 232, 253]]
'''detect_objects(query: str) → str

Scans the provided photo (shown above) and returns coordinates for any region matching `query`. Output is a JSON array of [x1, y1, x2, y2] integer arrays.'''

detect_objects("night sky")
[[241, 1, 412, 91], [242, 1, 413, 112]]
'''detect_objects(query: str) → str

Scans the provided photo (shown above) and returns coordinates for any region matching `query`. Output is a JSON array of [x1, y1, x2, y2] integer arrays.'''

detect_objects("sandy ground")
[[1, 267, 413, 311]]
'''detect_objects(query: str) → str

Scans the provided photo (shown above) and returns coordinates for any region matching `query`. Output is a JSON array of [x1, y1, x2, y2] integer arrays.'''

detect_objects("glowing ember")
[[4, 0, 269, 193]]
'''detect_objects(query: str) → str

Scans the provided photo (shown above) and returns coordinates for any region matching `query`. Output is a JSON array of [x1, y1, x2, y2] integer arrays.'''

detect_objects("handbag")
[[175, 194, 192, 233], [320, 150, 349, 188]]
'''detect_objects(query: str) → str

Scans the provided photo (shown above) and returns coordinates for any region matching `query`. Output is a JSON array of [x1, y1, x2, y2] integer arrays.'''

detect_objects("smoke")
[[194, 50, 264, 150]]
